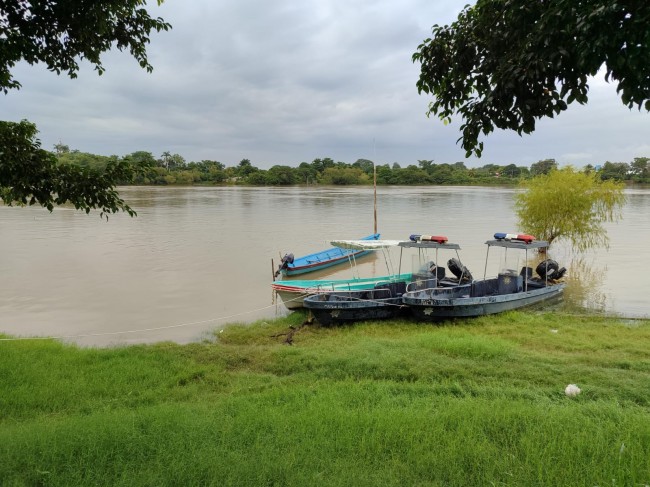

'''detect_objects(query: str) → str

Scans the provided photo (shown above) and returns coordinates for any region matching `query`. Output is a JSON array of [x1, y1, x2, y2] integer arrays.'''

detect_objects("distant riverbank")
[[2, 310, 649, 486]]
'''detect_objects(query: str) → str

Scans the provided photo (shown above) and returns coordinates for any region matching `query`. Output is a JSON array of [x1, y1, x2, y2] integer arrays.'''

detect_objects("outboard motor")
[[536, 259, 559, 279], [274, 253, 294, 278], [447, 258, 473, 282]]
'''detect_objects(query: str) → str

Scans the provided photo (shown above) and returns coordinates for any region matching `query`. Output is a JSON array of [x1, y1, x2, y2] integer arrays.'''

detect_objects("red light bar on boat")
[[493, 232, 536, 243], [409, 234, 448, 244]]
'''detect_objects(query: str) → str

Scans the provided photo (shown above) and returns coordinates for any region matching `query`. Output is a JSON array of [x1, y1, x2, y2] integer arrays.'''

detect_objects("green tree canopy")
[[413, 1, 650, 157], [1, 1, 169, 216], [514, 167, 625, 252], [600, 161, 630, 181], [629, 157, 649, 182], [502, 164, 521, 178], [236, 159, 258, 177], [352, 158, 375, 176], [391, 165, 431, 185], [320, 167, 369, 185], [296, 162, 317, 184], [0, 0, 170, 92], [265, 165, 297, 185], [530, 159, 559, 176]]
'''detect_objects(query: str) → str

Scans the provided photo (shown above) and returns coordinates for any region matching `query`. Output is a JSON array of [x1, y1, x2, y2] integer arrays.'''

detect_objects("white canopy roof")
[[330, 239, 404, 250]]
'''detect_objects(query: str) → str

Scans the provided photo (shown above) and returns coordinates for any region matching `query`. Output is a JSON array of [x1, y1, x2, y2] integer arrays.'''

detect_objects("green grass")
[[1, 311, 649, 486]]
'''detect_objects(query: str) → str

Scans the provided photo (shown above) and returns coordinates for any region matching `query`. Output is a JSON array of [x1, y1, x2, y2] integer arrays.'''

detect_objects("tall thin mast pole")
[[373, 139, 377, 234], [374, 164, 377, 234]]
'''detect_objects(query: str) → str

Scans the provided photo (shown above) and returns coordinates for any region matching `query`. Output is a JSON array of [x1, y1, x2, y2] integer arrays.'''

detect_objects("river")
[[1, 185, 648, 346]]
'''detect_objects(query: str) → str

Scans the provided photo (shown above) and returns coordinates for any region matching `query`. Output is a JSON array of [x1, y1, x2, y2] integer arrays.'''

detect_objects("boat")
[[303, 237, 472, 325], [272, 239, 409, 310], [274, 233, 380, 277], [398, 238, 473, 296], [302, 280, 409, 325], [272, 273, 414, 310], [402, 234, 566, 320]]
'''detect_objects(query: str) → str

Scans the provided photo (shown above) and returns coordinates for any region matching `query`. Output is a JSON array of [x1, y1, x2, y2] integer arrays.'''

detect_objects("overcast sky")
[[3, 0, 649, 169]]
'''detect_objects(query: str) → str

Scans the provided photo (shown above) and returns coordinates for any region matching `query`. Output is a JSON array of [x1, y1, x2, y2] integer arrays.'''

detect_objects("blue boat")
[[274, 233, 380, 277]]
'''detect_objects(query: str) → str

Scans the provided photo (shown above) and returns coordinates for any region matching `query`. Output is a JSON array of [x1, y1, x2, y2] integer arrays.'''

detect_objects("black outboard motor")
[[274, 253, 294, 278], [535, 259, 566, 281], [536, 259, 559, 279], [447, 258, 473, 282]]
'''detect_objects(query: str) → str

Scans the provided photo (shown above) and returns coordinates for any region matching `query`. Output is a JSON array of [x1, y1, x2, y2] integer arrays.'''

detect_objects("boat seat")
[[497, 272, 523, 294], [431, 266, 446, 279], [525, 279, 547, 289], [374, 281, 407, 297], [470, 279, 499, 297], [415, 279, 438, 291], [520, 266, 533, 279], [439, 278, 461, 287]]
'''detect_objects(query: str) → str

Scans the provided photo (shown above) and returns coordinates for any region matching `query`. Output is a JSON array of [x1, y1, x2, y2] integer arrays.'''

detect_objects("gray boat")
[[402, 237, 566, 320], [304, 237, 472, 325], [303, 280, 409, 326]]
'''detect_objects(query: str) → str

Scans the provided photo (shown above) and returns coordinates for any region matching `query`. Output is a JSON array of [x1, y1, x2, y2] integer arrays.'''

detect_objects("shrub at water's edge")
[[515, 166, 626, 251], [1, 311, 649, 486]]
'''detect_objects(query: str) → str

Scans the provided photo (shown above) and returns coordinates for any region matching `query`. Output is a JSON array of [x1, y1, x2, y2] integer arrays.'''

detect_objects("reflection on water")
[[561, 257, 609, 315], [0, 185, 648, 347]]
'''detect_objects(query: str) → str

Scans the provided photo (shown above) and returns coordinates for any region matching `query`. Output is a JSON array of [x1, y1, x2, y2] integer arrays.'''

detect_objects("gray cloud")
[[2, 0, 648, 168]]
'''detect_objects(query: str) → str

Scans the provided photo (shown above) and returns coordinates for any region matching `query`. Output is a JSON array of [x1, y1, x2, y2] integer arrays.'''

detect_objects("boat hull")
[[284, 250, 372, 276], [403, 282, 565, 320], [273, 289, 311, 310], [272, 273, 413, 310], [306, 296, 406, 326], [303, 282, 408, 325], [280, 233, 380, 276]]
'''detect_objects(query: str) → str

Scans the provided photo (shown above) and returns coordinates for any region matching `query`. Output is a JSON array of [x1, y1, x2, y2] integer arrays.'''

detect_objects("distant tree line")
[[52, 145, 650, 186]]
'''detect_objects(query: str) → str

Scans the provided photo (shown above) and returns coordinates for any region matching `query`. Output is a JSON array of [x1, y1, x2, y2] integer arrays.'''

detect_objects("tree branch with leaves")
[[413, 0, 650, 157], [0, 0, 170, 92], [0, 0, 170, 216], [0, 120, 151, 217]]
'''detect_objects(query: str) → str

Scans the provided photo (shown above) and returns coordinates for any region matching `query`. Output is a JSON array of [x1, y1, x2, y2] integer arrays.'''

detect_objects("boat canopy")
[[399, 241, 461, 250], [330, 239, 404, 250], [485, 239, 549, 250]]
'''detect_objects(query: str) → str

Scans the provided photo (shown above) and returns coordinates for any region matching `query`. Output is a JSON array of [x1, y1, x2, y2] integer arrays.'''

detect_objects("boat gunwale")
[[285, 233, 380, 270]]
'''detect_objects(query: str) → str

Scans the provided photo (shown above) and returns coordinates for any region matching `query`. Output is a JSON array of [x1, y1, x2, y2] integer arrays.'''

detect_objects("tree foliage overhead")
[[0, 0, 171, 92], [514, 167, 626, 252], [413, 1, 650, 157], [0, 120, 150, 216], [1, 1, 169, 216]]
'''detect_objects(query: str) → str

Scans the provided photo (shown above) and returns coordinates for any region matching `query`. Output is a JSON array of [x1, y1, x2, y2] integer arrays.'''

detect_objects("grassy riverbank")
[[1, 311, 649, 486]]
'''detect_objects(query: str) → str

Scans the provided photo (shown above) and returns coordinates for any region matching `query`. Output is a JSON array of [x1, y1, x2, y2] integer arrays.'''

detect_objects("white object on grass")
[[565, 384, 581, 397]]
